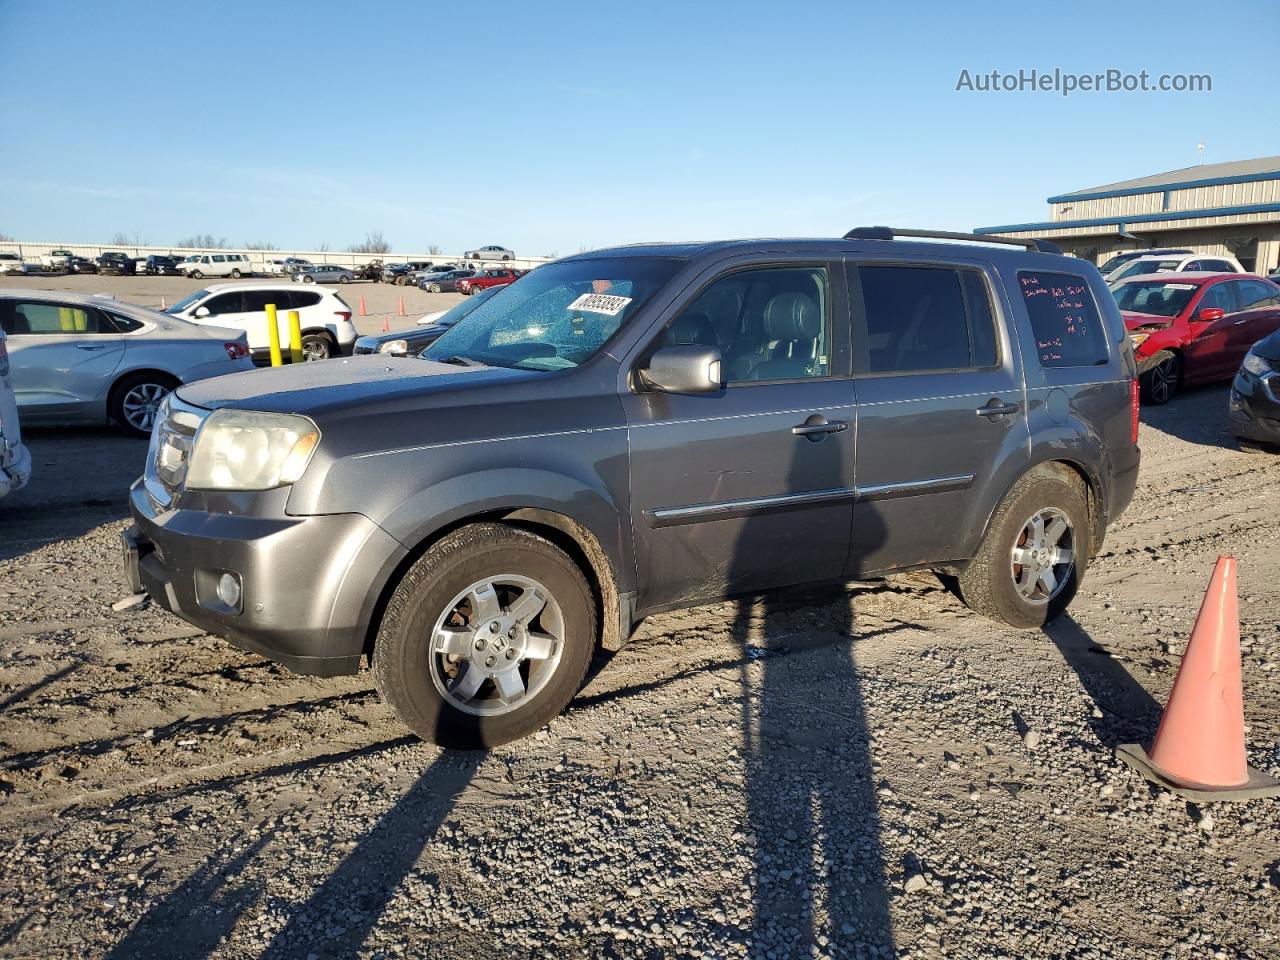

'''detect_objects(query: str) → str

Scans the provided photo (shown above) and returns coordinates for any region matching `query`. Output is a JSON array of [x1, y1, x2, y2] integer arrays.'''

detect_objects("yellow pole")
[[265, 303, 283, 367], [287, 310, 304, 364]]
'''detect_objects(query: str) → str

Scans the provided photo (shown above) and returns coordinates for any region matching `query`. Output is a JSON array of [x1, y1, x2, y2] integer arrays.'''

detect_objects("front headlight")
[[378, 339, 409, 355], [1129, 332, 1151, 349], [187, 410, 320, 491], [1242, 351, 1275, 377]]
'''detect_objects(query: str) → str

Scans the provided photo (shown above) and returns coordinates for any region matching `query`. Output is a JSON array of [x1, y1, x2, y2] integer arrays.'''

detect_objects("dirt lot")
[[0, 273, 464, 338], [1, 362, 1279, 955]]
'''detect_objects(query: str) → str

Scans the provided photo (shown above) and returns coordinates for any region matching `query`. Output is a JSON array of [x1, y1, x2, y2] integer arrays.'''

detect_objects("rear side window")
[[292, 291, 321, 308], [107, 312, 145, 333], [1018, 271, 1108, 368], [855, 265, 998, 374], [1237, 279, 1280, 310]]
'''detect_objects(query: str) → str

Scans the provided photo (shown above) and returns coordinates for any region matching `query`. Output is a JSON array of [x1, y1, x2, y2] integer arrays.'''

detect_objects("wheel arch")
[[973, 457, 1105, 564], [359, 505, 625, 664]]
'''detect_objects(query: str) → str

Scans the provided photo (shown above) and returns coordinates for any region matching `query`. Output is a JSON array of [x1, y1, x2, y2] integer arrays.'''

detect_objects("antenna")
[[1197, 141, 1205, 165]]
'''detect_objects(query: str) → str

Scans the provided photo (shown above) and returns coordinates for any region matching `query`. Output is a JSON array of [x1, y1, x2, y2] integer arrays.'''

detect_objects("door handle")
[[976, 399, 1021, 419], [792, 416, 848, 438], [1232, 319, 1249, 325], [74, 343, 110, 351]]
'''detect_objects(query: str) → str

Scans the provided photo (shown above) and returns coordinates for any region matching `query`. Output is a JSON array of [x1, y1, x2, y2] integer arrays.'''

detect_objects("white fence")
[[0, 241, 553, 273]]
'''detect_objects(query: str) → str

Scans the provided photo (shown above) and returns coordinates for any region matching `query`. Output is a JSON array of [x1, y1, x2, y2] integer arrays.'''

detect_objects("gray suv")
[[122, 228, 1141, 748]]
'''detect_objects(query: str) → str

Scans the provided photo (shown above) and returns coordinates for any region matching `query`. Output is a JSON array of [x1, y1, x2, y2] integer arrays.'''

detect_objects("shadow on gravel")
[[258, 750, 484, 959], [731, 426, 896, 957], [1138, 383, 1236, 451], [104, 825, 279, 960], [1043, 614, 1163, 748], [0, 663, 77, 712]]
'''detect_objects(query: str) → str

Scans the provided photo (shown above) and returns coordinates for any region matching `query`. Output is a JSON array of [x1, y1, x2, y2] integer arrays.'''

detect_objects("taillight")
[[224, 341, 249, 360], [1129, 377, 1140, 444], [335, 311, 352, 322]]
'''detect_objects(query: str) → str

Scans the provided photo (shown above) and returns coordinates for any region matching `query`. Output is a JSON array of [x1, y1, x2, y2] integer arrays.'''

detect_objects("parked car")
[[121, 227, 1140, 748], [39, 249, 74, 270], [457, 268, 521, 295], [177, 253, 253, 279], [96, 252, 136, 276], [0, 290, 253, 437], [1113, 273, 1280, 404], [0, 330, 32, 497], [384, 261, 435, 285], [353, 260, 384, 281], [67, 256, 98, 274], [1107, 253, 1244, 286], [1098, 248, 1192, 278], [164, 282, 357, 361], [141, 255, 182, 276], [410, 263, 460, 285], [418, 268, 476, 293], [294, 264, 355, 284], [353, 286, 502, 356], [1230, 328, 1280, 452], [0, 252, 26, 275], [463, 244, 514, 261], [280, 258, 313, 276]]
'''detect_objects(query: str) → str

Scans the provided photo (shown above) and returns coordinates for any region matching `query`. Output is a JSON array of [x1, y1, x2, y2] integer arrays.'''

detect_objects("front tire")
[[231, 268, 242, 278], [190, 269, 204, 279], [373, 523, 596, 749], [430, 283, 441, 293], [303, 274, 314, 283], [1139, 351, 1180, 405], [957, 466, 1089, 629]]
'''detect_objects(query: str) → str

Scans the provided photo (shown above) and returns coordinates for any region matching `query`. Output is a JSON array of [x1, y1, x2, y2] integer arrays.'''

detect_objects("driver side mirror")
[[193, 306, 211, 318], [639, 345, 722, 394], [1196, 307, 1225, 323]]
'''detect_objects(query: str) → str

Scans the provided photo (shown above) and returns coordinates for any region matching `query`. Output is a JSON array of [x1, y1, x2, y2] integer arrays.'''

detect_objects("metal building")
[[975, 155, 1280, 274]]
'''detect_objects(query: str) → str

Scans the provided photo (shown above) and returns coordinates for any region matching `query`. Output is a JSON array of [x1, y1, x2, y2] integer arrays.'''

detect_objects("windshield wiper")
[[436, 355, 488, 367]]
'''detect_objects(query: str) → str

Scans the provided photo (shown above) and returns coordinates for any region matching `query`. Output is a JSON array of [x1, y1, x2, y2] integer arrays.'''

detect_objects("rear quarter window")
[[1018, 271, 1108, 368]]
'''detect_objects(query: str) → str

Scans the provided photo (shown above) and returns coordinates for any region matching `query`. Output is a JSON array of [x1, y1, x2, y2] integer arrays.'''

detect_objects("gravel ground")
[[1, 382, 1279, 959]]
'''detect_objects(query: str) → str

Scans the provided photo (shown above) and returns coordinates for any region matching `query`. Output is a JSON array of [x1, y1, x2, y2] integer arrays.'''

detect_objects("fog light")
[[217, 572, 242, 609]]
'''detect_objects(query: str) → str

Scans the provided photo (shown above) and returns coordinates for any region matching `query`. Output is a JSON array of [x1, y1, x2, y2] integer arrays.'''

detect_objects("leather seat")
[[750, 292, 820, 380], [666, 312, 716, 347]]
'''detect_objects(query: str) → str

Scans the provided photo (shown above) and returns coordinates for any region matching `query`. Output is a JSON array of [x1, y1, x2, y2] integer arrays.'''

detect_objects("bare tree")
[[244, 240, 278, 250], [318, 242, 330, 253], [542, 251, 559, 259], [348, 231, 391, 255], [0, 232, 13, 242], [427, 244, 442, 256], [109, 232, 134, 246], [176, 234, 228, 249]]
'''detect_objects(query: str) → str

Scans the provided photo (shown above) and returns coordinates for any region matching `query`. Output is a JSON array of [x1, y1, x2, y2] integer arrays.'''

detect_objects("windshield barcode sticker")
[[1165, 283, 1197, 290], [567, 293, 632, 316]]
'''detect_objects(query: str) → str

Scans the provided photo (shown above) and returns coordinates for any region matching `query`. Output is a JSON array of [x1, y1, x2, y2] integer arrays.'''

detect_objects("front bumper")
[[1230, 369, 1280, 445], [124, 480, 407, 676], [0, 439, 31, 496]]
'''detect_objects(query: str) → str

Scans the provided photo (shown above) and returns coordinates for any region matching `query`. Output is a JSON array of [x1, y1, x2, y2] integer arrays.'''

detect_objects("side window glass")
[[242, 291, 278, 312], [7, 302, 109, 335], [666, 266, 830, 383], [962, 270, 998, 368], [1184, 260, 1203, 271], [107, 312, 145, 333], [1017, 271, 1108, 368], [1198, 283, 1235, 314], [205, 292, 243, 315], [857, 266, 974, 373], [294, 292, 321, 308]]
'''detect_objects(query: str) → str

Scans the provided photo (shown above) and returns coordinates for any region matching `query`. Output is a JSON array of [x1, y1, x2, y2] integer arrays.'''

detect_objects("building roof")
[[1049, 155, 1280, 203]]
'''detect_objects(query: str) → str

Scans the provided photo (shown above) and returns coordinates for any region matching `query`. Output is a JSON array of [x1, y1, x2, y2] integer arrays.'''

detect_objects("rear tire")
[[957, 466, 1089, 629], [110, 372, 177, 438], [1139, 351, 1180, 405], [372, 523, 596, 749]]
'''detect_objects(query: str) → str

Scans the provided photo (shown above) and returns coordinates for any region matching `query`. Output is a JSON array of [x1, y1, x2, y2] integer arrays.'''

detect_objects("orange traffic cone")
[[1118, 556, 1280, 800], [358, 294, 367, 317], [381, 315, 390, 333], [397, 295, 406, 317]]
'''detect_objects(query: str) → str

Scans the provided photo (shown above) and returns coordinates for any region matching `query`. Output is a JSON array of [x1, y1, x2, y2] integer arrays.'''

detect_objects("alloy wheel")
[[1148, 357, 1177, 404], [427, 574, 565, 717], [121, 382, 170, 433], [1010, 507, 1074, 605]]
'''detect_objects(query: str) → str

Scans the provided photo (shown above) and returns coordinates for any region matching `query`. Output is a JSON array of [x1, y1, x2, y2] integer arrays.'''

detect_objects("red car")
[[1113, 272, 1280, 404], [457, 268, 523, 295]]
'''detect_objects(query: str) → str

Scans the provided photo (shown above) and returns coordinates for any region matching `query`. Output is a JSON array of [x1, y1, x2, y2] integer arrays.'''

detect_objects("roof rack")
[[843, 226, 1062, 255]]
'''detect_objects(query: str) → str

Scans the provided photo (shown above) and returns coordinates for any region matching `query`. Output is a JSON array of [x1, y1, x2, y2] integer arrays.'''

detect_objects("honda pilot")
[[123, 228, 1141, 748]]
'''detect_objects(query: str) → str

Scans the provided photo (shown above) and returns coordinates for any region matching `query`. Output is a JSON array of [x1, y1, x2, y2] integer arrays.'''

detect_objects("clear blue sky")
[[1, 0, 1276, 254]]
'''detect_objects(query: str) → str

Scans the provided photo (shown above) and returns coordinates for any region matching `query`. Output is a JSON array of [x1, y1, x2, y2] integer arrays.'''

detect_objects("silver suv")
[[123, 227, 1141, 748]]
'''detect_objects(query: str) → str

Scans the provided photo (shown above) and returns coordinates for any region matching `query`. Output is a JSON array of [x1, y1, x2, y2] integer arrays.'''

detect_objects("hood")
[[1121, 311, 1173, 331], [175, 354, 540, 414], [1252, 328, 1280, 362]]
